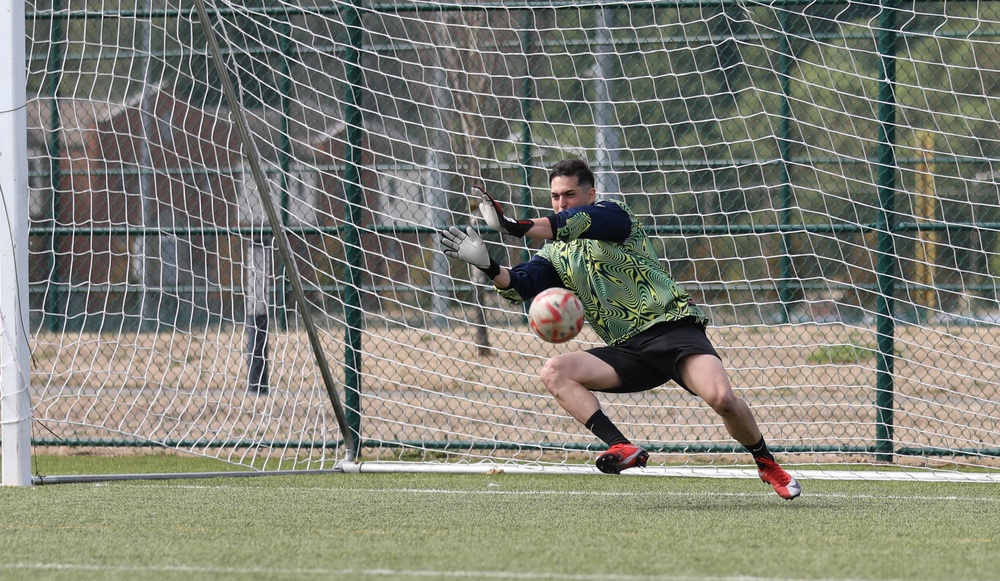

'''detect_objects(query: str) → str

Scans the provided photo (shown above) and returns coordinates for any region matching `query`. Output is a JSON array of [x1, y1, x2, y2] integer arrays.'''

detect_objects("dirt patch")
[[28, 321, 1000, 469]]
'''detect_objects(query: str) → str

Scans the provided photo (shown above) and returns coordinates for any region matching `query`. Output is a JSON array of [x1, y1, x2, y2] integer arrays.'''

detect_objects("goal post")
[[1, 0, 31, 486], [17, 0, 1000, 483]]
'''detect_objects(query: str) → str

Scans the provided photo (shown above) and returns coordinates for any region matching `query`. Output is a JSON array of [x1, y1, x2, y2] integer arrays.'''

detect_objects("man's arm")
[[477, 187, 554, 241], [479, 189, 629, 243], [439, 226, 561, 300], [544, 202, 631, 243], [439, 226, 512, 288], [515, 219, 553, 242]]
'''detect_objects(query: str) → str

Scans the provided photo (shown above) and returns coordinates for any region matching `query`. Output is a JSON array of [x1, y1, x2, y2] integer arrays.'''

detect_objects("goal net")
[[16, 0, 1000, 479]]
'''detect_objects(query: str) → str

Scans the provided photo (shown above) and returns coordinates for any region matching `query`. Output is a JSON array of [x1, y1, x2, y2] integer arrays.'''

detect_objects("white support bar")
[[339, 462, 1000, 483], [0, 0, 32, 486]]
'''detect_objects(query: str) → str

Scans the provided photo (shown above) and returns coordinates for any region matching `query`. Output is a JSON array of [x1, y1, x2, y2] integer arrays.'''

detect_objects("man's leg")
[[538, 351, 619, 421], [539, 352, 648, 474], [678, 353, 801, 499], [676, 353, 761, 445]]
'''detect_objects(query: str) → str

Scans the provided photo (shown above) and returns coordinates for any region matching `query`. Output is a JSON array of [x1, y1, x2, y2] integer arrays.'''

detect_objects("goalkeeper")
[[440, 158, 801, 499]]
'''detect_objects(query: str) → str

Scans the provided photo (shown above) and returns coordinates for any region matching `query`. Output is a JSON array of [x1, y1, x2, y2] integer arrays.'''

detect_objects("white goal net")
[[15, 0, 1000, 478]]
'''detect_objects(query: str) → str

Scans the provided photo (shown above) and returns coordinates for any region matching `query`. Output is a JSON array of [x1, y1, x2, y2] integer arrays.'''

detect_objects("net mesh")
[[22, 0, 1000, 473]]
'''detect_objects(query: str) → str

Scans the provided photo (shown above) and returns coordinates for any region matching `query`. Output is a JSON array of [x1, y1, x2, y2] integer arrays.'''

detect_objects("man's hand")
[[474, 186, 533, 238], [440, 226, 501, 279], [441, 226, 489, 268]]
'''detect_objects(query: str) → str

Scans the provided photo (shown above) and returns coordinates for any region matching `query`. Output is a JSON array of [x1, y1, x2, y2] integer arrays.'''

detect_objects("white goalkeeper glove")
[[440, 226, 502, 279], [474, 185, 534, 238]]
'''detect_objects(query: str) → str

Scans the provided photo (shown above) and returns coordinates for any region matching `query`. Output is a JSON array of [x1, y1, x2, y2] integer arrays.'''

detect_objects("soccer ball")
[[528, 287, 585, 343]]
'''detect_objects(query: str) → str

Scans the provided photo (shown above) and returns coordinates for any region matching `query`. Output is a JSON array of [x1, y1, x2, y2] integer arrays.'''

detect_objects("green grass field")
[[0, 455, 997, 581]]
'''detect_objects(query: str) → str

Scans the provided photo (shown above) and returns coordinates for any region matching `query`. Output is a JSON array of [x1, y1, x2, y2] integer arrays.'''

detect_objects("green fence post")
[[518, 8, 534, 267], [342, 0, 365, 459], [44, 1, 66, 332], [874, 0, 899, 463], [776, 8, 794, 325]]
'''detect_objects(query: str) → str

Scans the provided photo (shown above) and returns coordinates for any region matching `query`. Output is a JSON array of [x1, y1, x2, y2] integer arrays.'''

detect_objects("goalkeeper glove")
[[440, 226, 501, 279], [474, 186, 534, 238]]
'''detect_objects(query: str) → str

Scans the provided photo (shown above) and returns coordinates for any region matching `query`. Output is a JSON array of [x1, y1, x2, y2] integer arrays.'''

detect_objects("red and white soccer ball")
[[528, 287, 585, 344]]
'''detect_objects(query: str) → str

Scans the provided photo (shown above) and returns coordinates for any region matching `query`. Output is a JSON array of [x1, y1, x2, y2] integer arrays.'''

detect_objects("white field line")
[[0, 562, 914, 581], [151, 483, 1000, 503], [37, 466, 1000, 486], [343, 462, 1000, 483]]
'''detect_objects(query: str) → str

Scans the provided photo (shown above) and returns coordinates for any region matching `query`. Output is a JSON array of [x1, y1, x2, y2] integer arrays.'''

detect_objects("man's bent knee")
[[540, 352, 621, 395], [698, 388, 741, 415], [713, 394, 751, 419], [539, 355, 572, 393]]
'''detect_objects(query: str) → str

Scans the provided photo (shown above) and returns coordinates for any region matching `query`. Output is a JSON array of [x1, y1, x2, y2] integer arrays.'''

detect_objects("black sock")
[[584, 410, 630, 447], [744, 437, 776, 464]]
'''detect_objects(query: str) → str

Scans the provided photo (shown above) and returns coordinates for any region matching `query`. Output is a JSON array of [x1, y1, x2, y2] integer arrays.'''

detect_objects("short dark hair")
[[549, 159, 595, 190]]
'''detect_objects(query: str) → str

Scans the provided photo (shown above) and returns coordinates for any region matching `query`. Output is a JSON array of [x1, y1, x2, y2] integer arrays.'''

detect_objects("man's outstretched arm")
[[476, 187, 554, 241], [439, 226, 513, 288]]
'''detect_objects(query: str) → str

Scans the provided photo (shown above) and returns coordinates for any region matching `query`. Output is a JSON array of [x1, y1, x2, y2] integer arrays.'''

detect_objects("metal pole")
[[341, 0, 366, 459], [0, 0, 33, 486], [874, 0, 899, 464], [518, 10, 535, 267], [776, 9, 794, 325], [44, 0, 65, 332], [245, 237, 272, 394], [427, 38, 453, 329], [593, 7, 621, 199], [275, 17, 293, 332], [138, 0, 159, 332]]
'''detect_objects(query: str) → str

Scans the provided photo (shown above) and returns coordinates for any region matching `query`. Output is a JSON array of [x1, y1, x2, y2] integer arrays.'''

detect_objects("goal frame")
[[1, 0, 31, 487], [11, 0, 1000, 485]]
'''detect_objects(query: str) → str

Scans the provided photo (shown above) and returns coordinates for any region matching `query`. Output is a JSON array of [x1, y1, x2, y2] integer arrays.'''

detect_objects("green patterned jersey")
[[498, 200, 708, 345]]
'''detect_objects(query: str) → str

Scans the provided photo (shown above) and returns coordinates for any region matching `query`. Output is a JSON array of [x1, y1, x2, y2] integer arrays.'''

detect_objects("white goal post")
[[6, 0, 1000, 485], [1, 0, 31, 486]]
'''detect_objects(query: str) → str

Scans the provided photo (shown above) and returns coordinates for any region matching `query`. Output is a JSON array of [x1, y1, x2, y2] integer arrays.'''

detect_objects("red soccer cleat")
[[757, 457, 802, 500], [596, 443, 649, 474]]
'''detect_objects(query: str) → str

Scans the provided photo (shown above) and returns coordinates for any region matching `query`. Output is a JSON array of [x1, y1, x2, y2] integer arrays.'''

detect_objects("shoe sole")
[[596, 449, 649, 475]]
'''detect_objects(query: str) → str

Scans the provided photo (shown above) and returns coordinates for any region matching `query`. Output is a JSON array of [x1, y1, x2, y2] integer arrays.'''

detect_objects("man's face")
[[549, 175, 596, 212]]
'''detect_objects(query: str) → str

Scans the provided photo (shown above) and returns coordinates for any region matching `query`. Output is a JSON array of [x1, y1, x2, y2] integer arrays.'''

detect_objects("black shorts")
[[586, 318, 720, 394]]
